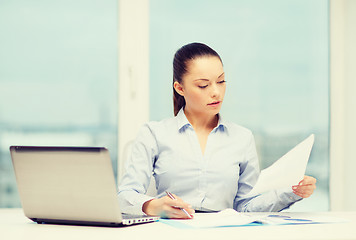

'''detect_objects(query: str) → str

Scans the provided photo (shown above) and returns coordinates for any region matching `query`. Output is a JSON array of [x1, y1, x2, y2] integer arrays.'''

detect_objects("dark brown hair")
[[173, 42, 222, 116]]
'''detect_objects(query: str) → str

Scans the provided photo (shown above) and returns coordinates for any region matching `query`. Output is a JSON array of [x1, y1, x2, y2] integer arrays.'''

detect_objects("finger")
[[299, 176, 317, 186], [186, 207, 195, 216], [294, 189, 313, 198], [293, 183, 316, 190], [303, 176, 316, 185], [167, 208, 185, 218], [293, 184, 316, 193], [292, 185, 315, 198], [167, 195, 192, 210], [174, 206, 195, 218], [162, 197, 194, 219], [297, 176, 307, 185], [171, 203, 195, 218], [293, 186, 314, 195], [165, 205, 193, 219], [294, 192, 311, 198], [293, 188, 312, 198]]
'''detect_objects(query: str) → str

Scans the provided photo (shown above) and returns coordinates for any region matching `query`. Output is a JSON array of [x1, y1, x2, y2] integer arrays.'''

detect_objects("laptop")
[[10, 146, 159, 227]]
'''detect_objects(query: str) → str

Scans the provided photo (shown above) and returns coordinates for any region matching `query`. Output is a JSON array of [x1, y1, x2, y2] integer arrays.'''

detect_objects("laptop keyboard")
[[121, 213, 150, 219]]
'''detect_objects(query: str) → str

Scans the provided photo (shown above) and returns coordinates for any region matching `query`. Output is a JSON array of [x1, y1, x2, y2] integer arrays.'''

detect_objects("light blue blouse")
[[118, 109, 301, 215]]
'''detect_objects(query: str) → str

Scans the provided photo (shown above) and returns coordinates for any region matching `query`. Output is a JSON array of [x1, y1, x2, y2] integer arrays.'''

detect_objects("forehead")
[[185, 56, 224, 78]]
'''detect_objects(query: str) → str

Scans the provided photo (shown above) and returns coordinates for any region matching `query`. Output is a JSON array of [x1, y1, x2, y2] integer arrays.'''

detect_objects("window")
[[149, 0, 329, 211], [0, 0, 118, 208], [0, 0, 330, 211]]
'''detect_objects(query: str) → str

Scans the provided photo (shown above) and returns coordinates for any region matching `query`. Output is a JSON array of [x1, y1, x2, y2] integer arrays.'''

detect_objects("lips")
[[208, 101, 221, 106]]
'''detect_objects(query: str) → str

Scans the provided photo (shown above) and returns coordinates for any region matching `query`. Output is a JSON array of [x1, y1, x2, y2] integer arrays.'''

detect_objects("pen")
[[165, 191, 192, 218]]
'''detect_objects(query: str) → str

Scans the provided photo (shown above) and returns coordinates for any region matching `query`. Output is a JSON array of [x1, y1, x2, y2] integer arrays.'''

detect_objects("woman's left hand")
[[292, 175, 317, 198]]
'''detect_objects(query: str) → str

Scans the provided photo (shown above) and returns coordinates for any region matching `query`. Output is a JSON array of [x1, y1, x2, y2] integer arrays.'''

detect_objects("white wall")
[[330, 0, 356, 211], [343, 0, 356, 211], [117, 0, 149, 180]]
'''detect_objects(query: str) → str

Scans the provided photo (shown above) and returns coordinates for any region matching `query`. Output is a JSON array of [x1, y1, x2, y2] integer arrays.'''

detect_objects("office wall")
[[117, 0, 149, 179], [330, 0, 356, 211], [342, 0, 356, 211]]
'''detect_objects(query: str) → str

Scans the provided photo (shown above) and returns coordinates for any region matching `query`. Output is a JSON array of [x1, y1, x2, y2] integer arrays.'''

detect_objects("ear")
[[173, 81, 184, 96]]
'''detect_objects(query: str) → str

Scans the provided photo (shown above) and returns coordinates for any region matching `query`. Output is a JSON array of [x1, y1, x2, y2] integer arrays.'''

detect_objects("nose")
[[210, 83, 220, 98]]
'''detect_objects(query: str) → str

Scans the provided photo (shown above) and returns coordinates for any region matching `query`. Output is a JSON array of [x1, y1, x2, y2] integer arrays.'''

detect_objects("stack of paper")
[[159, 208, 347, 229], [159, 209, 265, 228]]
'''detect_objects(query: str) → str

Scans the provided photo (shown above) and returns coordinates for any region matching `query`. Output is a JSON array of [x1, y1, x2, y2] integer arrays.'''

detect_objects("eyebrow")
[[194, 72, 225, 82]]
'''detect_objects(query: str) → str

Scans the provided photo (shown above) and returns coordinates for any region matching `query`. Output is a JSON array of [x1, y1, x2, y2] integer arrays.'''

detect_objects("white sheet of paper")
[[246, 134, 315, 197], [175, 209, 265, 228]]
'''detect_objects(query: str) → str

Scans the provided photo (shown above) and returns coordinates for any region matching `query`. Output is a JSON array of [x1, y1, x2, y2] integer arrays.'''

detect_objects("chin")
[[209, 108, 221, 115]]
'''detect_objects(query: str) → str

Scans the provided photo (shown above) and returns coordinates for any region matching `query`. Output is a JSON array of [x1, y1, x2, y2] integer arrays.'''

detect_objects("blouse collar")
[[176, 108, 227, 132]]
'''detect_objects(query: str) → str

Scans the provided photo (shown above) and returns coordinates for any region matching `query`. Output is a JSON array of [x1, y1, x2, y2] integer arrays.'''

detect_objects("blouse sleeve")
[[117, 123, 158, 215], [233, 133, 302, 212]]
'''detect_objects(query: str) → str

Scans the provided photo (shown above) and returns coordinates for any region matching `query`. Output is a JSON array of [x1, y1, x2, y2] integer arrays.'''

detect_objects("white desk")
[[1, 209, 356, 240]]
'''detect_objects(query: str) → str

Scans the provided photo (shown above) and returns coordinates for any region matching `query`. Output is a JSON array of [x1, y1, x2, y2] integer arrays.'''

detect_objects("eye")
[[198, 85, 208, 89], [218, 80, 226, 84]]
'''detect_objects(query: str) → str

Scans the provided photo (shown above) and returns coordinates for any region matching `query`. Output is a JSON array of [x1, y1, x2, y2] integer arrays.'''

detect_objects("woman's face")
[[174, 56, 226, 117]]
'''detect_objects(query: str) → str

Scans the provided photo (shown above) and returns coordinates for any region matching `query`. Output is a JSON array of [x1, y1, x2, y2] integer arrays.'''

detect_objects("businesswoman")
[[118, 42, 316, 219]]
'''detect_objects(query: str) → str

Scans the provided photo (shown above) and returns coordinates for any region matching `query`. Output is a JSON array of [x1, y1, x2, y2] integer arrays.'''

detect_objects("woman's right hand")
[[142, 194, 195, 219]]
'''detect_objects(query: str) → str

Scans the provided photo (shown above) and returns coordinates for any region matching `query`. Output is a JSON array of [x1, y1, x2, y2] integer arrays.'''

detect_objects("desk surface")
[[1, 209, 356, 240]]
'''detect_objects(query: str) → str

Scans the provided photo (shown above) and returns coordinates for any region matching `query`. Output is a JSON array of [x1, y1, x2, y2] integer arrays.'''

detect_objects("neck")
[[184, 108, 219, 131]]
